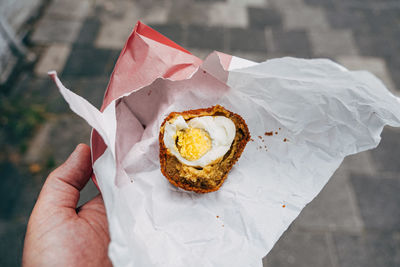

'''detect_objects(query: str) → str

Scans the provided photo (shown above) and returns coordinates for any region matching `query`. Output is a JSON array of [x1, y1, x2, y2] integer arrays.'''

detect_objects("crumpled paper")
[[50, 22, 400, 267]]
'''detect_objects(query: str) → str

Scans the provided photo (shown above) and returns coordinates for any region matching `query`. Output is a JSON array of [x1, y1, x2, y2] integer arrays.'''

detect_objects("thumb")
[[37, 144, 93, 210]]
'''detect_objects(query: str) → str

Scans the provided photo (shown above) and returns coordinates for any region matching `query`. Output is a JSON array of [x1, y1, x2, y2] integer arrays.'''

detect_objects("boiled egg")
[[163, 115, 236, 167]]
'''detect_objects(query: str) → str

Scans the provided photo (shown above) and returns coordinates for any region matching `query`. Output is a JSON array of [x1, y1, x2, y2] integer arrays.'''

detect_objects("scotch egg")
[[163, 115, 236, 167], [159, 105, 250, 193]]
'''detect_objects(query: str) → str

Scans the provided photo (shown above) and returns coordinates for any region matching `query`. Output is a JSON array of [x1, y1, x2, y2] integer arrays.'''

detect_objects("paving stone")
[[95, 0, 172, 28], [0, 43, 17, 84], [64, 77, 109, 109], [15, 73, 106, 115], [13, 74, 69, 114], [272, 29, 311, 58], [350, 173, 400, 230], [333, 232, 400, 267], [24, 122, 54, 165], [12, 73, 51, 98], [353, 27, 400, 72], [99, 0, 171, 26], [229, 27, 267, 52], [248, 7, 282, 29], [388, 55, 400, 71], [336, 56, 398, 94], [45, 115, 92, 165], [97, 0, 169, 26], [92, 0, 128, 16], [75, 17, 101, 46], [95, 21, 135, 49], [339, 151, 377, 176], [0, 162, 24, 220], [353, 31, 395, 60], [207, 2, 248, 28], [388, 64, 400, 93], [382, 42, 400, 70], [195, 0, 225, 2], [187, 25, 225, 50], [303, 0, 336, 8], [263, 230, 334, 267], [228, 0, 267, 6], [0, 221, 26, 267], [148, 24, 185, 44], [264, 28, 276, 53], [363, 9, 400, 35], [31, 17, 82, 44], [167, 0, 210, 25], [370, 127, 400, 172], [293, 170, 364, 233], [95, 1, 140, 49], [269, 0, 304, 10], [45, 0, 91, 20], [19, 115, 91, 170], [46, 96, 72, 114], [279, 5, 330, 31], [140, 5, 169, 25], [62, 46, 118, 77], [11, 166, 43, 220], [34, 44, 71, 76], [324, 7, 369, 31], [309, 29, 359, 58], [387, 67, 400, 93]]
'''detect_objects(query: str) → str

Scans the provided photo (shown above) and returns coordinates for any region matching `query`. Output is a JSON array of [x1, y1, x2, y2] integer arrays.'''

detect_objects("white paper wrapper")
[[50, 28, 400, 267]]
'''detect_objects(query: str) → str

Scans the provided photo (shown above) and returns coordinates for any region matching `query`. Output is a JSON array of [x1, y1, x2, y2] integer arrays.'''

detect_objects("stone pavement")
[[1, 0, 400, 266]]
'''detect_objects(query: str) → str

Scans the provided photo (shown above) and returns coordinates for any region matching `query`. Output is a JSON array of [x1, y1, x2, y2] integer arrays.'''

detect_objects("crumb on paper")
[[283, 138, 288, 142], [250, 138, 254, 142], [279, 128, 281, 130], [216, 215, 219, 218], [282, 204, 286, 208], [258, 135, 262, 139], [264, 131, 273, 136], [275, 132, 278, 134]]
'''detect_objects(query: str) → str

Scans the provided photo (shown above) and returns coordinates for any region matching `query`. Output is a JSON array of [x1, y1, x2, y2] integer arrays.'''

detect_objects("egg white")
[[163, 115, 236, 167]]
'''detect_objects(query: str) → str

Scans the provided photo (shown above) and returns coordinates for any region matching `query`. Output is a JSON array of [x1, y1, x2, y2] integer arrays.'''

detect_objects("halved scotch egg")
[[159, 105, 250, 193]]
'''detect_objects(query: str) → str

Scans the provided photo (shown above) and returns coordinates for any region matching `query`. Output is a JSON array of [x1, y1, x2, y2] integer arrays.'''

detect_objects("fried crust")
[[159, 105, 250, 193]]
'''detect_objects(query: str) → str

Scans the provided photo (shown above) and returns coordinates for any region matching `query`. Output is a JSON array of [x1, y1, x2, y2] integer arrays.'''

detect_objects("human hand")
[[23, 144, 112, 267]]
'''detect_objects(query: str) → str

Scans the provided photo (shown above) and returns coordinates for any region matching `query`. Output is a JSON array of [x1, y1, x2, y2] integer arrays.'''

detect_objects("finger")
[[37, 144, 92, 210]]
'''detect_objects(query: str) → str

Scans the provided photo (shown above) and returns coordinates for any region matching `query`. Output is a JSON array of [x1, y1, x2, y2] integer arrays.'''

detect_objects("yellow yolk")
[[176, 128, 211, 161]]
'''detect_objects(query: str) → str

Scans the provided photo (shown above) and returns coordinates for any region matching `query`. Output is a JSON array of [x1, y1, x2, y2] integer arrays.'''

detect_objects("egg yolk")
[[176, 128, 211, 161]]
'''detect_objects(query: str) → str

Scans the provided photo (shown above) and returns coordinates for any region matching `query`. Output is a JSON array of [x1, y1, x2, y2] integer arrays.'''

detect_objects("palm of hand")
[[23, 145, 112, 267]]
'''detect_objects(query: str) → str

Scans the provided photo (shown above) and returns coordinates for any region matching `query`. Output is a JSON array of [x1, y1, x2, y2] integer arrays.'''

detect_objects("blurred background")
[[1, 0, 399, 266]]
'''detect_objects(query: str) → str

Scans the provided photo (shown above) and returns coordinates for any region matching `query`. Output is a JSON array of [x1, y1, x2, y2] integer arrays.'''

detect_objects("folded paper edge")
[[48, 70, 117, 158], [100, 21, 199, 112], [90, 22, 204, 172]]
